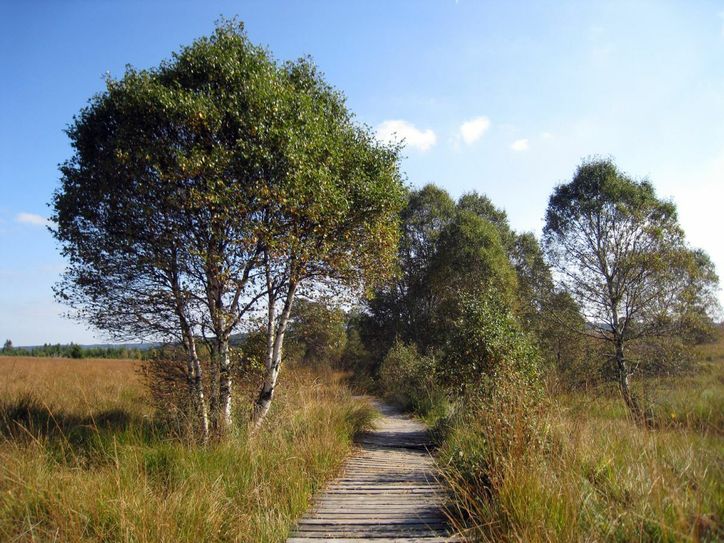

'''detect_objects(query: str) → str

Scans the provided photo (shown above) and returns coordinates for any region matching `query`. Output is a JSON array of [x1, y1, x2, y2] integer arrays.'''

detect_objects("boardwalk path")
[[288, 400, 460, 542]]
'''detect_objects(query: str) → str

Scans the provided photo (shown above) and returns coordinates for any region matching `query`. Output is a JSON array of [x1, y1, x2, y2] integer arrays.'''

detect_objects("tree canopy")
[[52, 21, 404, 438], [543, 158, 719, 417]]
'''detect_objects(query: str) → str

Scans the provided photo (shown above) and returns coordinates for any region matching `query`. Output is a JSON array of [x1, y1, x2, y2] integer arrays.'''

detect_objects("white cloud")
[[459, 116, 491, 145], [510, 138, 529, 151], [376, 120, 437, 152], [16, 212, 51, 227], [541, 131, 553, 140]]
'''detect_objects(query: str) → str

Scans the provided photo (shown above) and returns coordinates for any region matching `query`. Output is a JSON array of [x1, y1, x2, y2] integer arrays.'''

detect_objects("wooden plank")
[[308, 516, 448, 521], [328, 485, 440, 488], [298, 520, 449, 527], [312, 509, 445, 512], [287, 536, 464, 543], [313, 499, 447, 505], [312, 508, 445, 513], [286, 399, 461, 543], [290, 530, 452, 538], [291, 527, 451, 534]]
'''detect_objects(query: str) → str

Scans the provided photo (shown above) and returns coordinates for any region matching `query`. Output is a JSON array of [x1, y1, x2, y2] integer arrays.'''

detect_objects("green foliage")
[[429, 210, 518, 302], [0, 343, 147, 360], [439, 293, 541, 396], [457, 191, 516, 249], [360, 184, 457, 360], [356, 183, 584, 385], [359, 184, 529, 364], [377, 341, 446, 417], [285, 300, 347, 367], [535, 290, 590, 386], [543, 157, 720, 414], [52, 19, 405, 432], [544, 157, 720, 343], [545, 158, 676, 236], [52, 20, 288, 341], [434, 322, 547, 537], [400, 184, 457, 273], [237, 330, 270, 371], [54, 15, 405, 334]]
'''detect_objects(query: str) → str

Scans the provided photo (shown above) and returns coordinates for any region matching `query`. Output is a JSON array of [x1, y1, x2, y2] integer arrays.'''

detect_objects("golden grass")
[[0, 356, 148, 415], [0, 357, 374, 542], [439, 340, 724, 542]]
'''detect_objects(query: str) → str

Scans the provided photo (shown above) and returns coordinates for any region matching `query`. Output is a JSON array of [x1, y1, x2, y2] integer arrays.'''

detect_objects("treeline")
[[328, 159, 719, 541], [254, 165, 719, 410], [341, 162, 719, 412], [1, 341, 149, 360], [268, 161, 721, 541], [348, 183, 573, 399]]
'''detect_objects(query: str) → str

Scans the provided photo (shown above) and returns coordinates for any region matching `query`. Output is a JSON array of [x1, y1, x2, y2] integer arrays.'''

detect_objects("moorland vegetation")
[[2, 20, 721, 543]]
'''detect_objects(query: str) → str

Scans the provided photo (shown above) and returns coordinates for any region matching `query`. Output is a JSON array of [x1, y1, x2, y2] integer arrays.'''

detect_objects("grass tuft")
[[0, 357, 373, 542], [438, 360, 723, 542]]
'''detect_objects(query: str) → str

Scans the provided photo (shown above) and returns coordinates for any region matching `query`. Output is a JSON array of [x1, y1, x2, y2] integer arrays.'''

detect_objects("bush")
[[285, 300, 348, 367], [139, 343, 265, 437], [378, 341, 446, 417], [421, 293, 553, 539], [139, 350, 200, 437], [437, 372, 546, 504], [439, 293, 541, 396]]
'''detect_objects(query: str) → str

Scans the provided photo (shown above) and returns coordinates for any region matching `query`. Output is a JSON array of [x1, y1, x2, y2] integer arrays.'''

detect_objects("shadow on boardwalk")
[[288, 399, 463, 542]]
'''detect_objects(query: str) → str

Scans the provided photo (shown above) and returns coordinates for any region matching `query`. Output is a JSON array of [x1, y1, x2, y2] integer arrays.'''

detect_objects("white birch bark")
[[218, 336, 233, 429], [253, 279, 298, 426], [171, 270, 210, 443], [184, 333, 210, 443]]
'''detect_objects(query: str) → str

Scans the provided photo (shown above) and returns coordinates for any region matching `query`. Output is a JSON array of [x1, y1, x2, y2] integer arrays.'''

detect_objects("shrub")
[[139, 343, 265, 437], [426, 293, 551, 538], [439, 293, 541, 396], [285, 300, 348, 367], [438, 371, 546, 501], [378, 341, 446, 416]]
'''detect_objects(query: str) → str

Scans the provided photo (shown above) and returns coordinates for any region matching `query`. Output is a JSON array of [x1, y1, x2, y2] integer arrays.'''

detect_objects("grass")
[[0, 357, 374, 542], [437, 340, 724, 542]]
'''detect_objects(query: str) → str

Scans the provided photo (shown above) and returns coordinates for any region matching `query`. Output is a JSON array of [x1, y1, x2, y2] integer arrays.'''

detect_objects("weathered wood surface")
[[288, 401, 462, 542]]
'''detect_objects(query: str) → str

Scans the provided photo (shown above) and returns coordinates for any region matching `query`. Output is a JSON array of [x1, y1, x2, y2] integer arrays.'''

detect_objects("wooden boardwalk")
[[288, 400, 461, 542]]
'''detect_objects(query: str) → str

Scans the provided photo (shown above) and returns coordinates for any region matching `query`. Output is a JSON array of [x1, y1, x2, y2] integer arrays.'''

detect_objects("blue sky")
[[1, 1, 723, 345]]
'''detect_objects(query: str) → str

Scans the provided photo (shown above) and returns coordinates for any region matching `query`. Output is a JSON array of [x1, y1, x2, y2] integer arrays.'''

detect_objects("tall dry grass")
[[438, 349, 724, 542], [0, 357, 374, 542]]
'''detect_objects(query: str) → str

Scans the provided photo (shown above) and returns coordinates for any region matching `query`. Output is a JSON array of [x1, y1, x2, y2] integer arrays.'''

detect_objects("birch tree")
[[53, 22, 404, 435], [543, 158, 719, 419], [251, 59, 405, 425], [53, 23, 289, 438]]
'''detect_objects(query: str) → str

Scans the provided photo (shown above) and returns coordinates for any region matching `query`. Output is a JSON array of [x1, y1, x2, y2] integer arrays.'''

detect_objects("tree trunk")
[[185, 336, 210, 443], [171, 272, 210, 443], [614, 338, 641, 421], [207, 348, 219, 432], [217, 336, 233, 431], [252, 281, 298, 427]]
